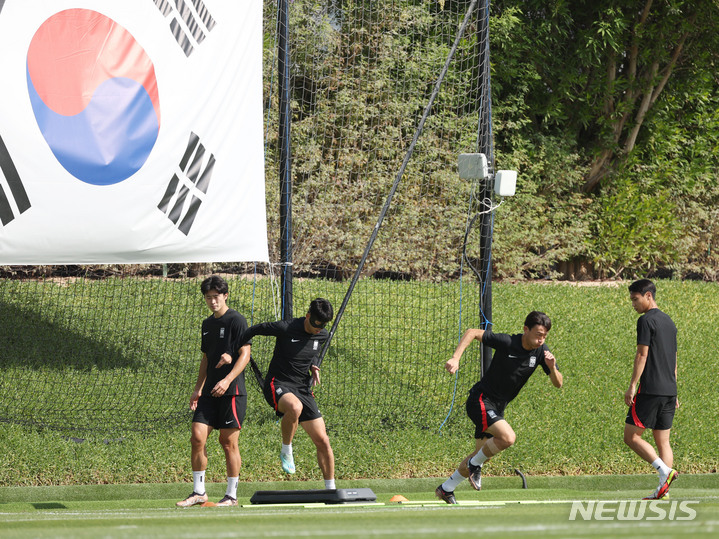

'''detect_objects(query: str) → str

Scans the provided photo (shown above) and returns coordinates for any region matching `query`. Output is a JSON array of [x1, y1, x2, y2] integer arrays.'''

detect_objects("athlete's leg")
[[458, 437, 489, 476], [482, 420, 516, 456], [301, 417, 335, 481], [623, 423, 659, 464], [218, 428, 241, 477], [191, 422, 212, 471], [276, 392, 303, 445], [652, 429, 673, 468]]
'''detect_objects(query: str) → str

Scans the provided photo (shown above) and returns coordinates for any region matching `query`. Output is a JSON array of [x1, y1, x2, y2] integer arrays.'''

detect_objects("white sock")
[[193, 470, 206, 495], [325, 479, 336, 490], [281, 443, 293, 456], [226, 476, 239, 498], [651, 458, 671, 479], [441, 469, 464, 492], [469, 447, 489, 468]]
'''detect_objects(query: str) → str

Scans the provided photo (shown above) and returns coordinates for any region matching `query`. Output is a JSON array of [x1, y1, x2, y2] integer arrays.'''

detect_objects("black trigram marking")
[[152, 0, 217, 57], [0, 134, 31, 227], [158, 132, 215, 235]]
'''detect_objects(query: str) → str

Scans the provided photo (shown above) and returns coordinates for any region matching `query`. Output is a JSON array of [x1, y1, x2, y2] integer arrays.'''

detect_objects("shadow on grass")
[[0, 300, 141, 371]]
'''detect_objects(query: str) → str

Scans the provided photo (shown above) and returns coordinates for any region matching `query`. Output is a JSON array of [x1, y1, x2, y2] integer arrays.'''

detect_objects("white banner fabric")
[[0, 0, 268, 264]]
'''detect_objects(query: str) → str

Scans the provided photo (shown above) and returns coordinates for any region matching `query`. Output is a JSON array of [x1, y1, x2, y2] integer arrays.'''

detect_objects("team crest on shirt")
[[220, 328, 225, 338], [529, 355, 536, 367], [313, 341, 319, 350]]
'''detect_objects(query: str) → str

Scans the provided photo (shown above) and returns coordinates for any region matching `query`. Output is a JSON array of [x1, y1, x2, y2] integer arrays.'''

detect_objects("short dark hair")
[[628, 279, 656, 298], [201, 275, 229, 296], [524, 311, 551, 332], [308, 297, 334, 323]]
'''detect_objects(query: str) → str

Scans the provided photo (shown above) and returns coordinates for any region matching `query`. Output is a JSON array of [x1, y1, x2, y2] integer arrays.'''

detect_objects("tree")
[[491, 0, 719, 193]]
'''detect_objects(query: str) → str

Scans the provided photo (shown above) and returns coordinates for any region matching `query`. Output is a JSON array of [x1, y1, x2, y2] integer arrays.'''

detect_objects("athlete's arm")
[[211, 343, 251, 397], [217, 316, 243, 367], [240, 321, 284, 345], [544, 350, 563, 388], [190, 353, 208, 410], [216, 352, 233, 367], [624, 344, 648, 406], [445, 328, 484, 374], [310, 365, 321, 386]]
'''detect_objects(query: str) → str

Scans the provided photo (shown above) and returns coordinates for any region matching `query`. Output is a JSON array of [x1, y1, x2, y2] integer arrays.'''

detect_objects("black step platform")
[[250, 488, 377, 504]]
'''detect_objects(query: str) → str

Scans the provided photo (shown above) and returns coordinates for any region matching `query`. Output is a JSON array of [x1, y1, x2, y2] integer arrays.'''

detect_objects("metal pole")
[[477, 0, 494, 376], [278, 0, 293, 321]]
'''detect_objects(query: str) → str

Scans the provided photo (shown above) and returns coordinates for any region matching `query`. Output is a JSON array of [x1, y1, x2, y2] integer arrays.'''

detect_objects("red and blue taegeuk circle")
[[26, 9, 161, 185]]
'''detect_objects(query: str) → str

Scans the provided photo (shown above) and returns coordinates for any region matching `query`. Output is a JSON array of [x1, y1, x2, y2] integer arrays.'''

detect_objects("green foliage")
[[258, 0, 719, 280], [489, 0, 719, 278], [611, 62, 719, 279], [588, 176, 681, 278], [261, 0, 488, 279], [488, 134, 595, 279]]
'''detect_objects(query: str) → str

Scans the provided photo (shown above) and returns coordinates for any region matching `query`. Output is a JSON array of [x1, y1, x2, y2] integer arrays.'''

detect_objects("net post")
[[477, 0, 494, 376], [278, 0, 293, 321]]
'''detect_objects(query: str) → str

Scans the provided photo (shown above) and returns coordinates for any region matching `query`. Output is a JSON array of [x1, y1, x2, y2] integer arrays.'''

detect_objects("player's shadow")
[[0, 300, 141, 371]]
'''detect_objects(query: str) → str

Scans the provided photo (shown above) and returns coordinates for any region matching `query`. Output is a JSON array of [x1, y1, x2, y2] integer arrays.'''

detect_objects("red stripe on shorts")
[[478, 392, 488, 432], [630, 385, 645, 428], [231, 395, 241, 429], [270, 377, 279, 411]]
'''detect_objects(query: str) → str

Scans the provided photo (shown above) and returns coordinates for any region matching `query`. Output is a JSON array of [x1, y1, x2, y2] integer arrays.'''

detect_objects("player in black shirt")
[[240, 298, 336, 489], [177, 276, 251, 508], [624, 279, 678, 500], [436, 311, 563, 504]]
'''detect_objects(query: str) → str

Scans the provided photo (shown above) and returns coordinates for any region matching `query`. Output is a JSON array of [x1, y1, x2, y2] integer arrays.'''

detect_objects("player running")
[[177, 275, 251, 508], [623, 279, 679, 500], [436, 311, 563, 504], [239, 298, 336, 490]]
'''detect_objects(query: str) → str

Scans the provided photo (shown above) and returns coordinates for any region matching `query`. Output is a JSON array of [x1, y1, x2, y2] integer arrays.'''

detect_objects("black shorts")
[[263, 377, 322, 423], [626, 392, 676, 430], [192, 394, 246, 429], [466, 389, 507, 439]]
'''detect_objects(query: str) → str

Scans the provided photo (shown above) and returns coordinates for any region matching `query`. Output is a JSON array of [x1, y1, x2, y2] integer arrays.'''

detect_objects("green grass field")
[[1, 475, 717, 538]]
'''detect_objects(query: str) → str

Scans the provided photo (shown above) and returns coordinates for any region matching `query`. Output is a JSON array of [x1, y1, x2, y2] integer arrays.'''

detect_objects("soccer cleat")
[[280, 452, 296, 474], [467, 462, 482, 491], [656, 469, 678, 499], [216, 495, 238, 507], [176, 491, 208, 507], [643, 488, 670, 500], [435, 485, 458, 505]]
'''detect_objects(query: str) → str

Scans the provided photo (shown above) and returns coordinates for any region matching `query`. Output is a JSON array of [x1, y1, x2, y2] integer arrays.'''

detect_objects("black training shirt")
[[242, 318, 328, 388], [201, 308, 248, 396], [636, 308, 677, 396], [471, 330, 554, 403]]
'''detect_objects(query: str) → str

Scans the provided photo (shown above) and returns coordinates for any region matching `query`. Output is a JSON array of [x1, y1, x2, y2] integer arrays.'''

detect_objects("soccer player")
[[239, 298, 336, 490], [177, 275, 251, 508], [436, 311, 563, 504], [624, 279, 679, 500]]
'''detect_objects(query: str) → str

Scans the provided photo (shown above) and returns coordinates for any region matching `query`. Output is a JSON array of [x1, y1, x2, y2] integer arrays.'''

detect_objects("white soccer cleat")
[[176, 491, 208, 507]]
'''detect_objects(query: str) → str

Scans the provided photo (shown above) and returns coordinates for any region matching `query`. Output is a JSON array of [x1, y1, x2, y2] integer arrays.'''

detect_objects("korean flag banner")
[[0, 0, 269, 264]]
